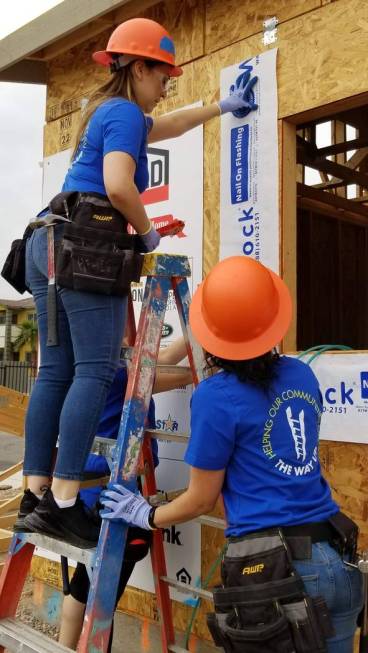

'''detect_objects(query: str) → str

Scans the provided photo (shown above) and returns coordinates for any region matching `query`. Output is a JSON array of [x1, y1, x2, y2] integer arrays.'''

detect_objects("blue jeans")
[[293, 542, 363, 653], [24, 225, 127, 480]]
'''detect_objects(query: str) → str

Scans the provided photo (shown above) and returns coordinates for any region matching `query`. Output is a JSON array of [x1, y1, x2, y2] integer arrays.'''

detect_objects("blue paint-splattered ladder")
[[0, 253, 222, 653]]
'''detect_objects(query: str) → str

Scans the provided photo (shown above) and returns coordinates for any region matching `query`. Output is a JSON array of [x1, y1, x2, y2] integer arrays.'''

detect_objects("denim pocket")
[[345, 565, 364, 612], [300, 574, 319, 597]]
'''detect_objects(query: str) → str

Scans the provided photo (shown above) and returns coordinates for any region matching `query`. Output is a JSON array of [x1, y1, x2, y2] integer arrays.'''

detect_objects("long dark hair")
[[205, 349, 280, 389]]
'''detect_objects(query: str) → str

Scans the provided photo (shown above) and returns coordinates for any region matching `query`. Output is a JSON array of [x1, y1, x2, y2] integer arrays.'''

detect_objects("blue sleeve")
[[145, 116, 154, 133], [184, 380, 236, 470], [102, 102, 146, 163]]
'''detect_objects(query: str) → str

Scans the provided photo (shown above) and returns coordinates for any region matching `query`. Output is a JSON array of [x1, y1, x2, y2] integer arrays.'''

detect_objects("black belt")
[[282, 520, 335, 544]]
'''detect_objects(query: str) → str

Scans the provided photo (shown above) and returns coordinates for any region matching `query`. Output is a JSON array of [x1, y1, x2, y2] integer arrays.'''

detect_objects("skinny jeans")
[[293, 541, 363, 653], [24, 225, 127, 480]]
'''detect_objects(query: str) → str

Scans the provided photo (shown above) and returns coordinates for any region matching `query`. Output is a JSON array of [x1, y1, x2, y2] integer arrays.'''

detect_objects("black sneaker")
[[23, 489, 100, 549], [13, 489, 40, 533]]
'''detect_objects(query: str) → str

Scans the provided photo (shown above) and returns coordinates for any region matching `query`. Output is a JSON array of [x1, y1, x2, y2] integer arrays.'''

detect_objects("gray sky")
[[0, 82, 46, 299], [0, 1, 62, 299]]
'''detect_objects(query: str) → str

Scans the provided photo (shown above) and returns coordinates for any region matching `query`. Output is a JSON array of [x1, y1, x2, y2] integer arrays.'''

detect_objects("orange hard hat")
[[189, 257, 292, 360], [93, 18, 183, 77]]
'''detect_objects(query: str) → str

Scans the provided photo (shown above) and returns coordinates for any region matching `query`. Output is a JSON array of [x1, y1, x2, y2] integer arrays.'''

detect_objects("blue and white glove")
[[219, 72, 258, 118], [100, 483, 151, 530], [138, 224, 161, 253]]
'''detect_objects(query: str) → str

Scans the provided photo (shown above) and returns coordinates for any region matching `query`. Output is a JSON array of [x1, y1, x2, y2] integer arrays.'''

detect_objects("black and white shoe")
[[23, 489, 100, 549], [13, 489, 41, 533]]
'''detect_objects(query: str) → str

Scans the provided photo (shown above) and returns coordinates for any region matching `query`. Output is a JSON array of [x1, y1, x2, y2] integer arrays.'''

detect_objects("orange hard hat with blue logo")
[[93, 18, 183, 77], [189, 257, 292, 360]]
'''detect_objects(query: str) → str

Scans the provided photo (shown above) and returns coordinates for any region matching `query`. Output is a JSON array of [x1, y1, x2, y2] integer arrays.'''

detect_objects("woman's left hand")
[[219, 72, 258, 117], [100, 483, 151, 529]]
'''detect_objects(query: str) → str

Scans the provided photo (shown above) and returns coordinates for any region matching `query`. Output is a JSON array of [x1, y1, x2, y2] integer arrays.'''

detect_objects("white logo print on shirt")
[[286, 406, 306, 462]]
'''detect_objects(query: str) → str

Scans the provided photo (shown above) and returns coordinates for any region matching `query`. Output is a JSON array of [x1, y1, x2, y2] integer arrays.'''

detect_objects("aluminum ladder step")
[[22, 532, 95, 566], [0, 617, 72, 653], [161, 576, 213, 601], [145, 428, 190, 443], [92, 428, 190, 457]]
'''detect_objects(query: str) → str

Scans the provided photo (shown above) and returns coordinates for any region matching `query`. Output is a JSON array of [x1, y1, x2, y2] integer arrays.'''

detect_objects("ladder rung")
[[23, 533, 95, 566], [149, 488, 186, 506], [196, 514, 226, 529], [160, 576, 213, 601], [91, 436, 116, 457], [168, 646, 191, 653], [0, 618, 72, 652], [146, 429, 190, 443], [156, 364, 191, 374]]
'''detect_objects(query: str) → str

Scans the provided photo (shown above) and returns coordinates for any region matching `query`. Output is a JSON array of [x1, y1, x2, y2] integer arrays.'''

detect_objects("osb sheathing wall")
[[37, 0, 368, 639]]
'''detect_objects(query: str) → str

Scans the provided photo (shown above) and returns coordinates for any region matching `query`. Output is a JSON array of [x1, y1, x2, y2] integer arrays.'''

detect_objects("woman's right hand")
[[139, 224, 161, 252]]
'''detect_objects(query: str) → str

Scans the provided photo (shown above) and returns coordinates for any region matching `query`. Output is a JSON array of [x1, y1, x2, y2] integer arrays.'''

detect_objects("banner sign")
[[308, 353, 368, 443], [129, 104, 203, 602], [219, 49, 279, 272]]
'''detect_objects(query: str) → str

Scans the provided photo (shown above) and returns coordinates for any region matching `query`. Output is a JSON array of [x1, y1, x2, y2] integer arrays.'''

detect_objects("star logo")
[[163, 414, 178, 432]]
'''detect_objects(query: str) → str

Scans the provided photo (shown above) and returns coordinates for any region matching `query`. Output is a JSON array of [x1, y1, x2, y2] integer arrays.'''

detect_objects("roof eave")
[[0, 0, 131, 83]]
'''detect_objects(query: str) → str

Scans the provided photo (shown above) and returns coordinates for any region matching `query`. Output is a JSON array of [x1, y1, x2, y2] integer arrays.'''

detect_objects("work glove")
[[218, 72, 258, 118], [100, 483, 151, 530], [138, 224, 161, 253]]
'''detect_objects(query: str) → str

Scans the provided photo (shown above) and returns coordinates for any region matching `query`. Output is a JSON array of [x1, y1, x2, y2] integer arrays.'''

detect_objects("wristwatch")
[[148, 506, 158, 530]]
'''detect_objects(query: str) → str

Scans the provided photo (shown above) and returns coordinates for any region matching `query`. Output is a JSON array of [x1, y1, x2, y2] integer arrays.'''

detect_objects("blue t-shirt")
[[184, 356, 338, 537], [81, 364, 158, 508], [62, 98, 150, 196]]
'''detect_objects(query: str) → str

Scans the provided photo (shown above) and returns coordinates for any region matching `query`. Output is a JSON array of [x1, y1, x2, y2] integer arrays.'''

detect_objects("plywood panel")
[[201, 0, 368, 121], [46, 1, 368, 142], [46, 0, 204, 116], [0, 529, 12, 553], [0, 386, 28, 437], [205, 0, 321, 53], [281, 120, 297, 351], [276, 0, 368, 118], [320, 441, 368, 549], [144, 0, 205, 64], [46, 30, 109, 122]]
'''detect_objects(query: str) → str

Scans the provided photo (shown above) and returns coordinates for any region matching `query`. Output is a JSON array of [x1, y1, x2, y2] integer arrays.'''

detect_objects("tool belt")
[[1, 191, 144, 298], [50, 191, 144, 297], [207, 513, 358, 653], [1, 224, 33, 294]]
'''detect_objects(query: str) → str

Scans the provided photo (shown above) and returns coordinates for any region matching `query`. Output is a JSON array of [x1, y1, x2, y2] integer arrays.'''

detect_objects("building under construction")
[[0, 0, 367, 651]]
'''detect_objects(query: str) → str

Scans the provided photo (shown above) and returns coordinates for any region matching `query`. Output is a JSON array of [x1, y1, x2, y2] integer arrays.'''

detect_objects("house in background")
[[0, 298, 37, 362]]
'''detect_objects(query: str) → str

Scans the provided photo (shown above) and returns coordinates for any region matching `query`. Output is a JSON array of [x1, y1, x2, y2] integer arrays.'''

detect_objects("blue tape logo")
[[231, 125, 249, 204], [361, 372, 368, 399]]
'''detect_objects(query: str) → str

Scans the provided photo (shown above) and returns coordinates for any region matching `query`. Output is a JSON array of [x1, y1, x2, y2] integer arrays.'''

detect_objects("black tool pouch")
[[207, 608, 294, 653], [52, 192, 143, 297], [222, 529, 295, 587], [1, 225, 33, 294], [328, 511, 359, 561], [284, 596, 334, 652], [208, 530, 334, 653]]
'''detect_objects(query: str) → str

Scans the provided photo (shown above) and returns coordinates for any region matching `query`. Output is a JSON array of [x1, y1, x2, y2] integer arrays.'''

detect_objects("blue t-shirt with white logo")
[[185, 356, 338, 537], [81, 364, 158, 508], [62, 98, 150, 196]]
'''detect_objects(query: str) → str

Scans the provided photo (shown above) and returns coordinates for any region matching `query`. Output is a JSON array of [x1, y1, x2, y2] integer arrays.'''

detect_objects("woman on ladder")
[[17, 18, 258, 547]]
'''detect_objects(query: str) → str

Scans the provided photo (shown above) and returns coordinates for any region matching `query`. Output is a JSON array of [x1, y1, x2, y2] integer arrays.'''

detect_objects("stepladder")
[[0, 252, 219, 653]]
